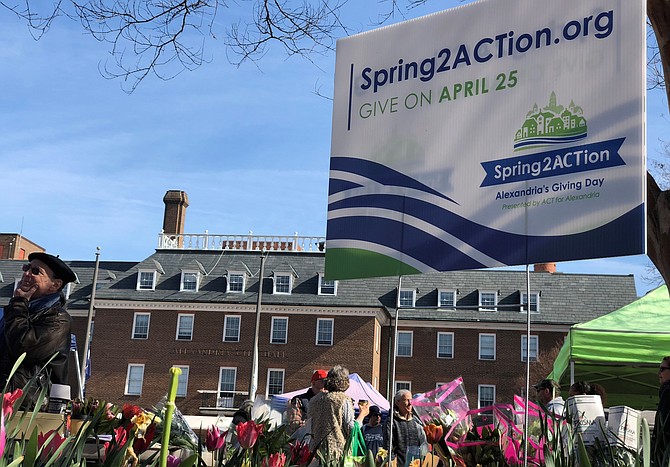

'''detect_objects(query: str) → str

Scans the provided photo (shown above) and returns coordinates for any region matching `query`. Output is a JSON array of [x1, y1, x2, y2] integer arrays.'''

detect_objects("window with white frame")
[[316, 318, 334, 345], [478, 385, 496, 408], [125, 364, 144, 395], [271, 317, 288, 344], [399, 289, 416, 307], [479, 333, 496, 360], [438, 289, 456, 308], [375, 322, 381, 354], [175, 366, 189, 397], [397, 331, 413, 357], [132, 312, 151, 339], [479, 291, 498, 311], [227, 272, 246, 293], [223, 315, 241, 342], [180, 271, 199, 292], [63, 283, 72, 300], [136, 270, 156, 291], [521, 335, 539, 362], [176, 314, 194, 341], [395, 381, 411, 393], [437, 332, 454, 359], [318, 274, 337, 295], [521, 292, 540, 313], [267, 369, 285, 397], [218, 367, 237, 408], [273, 273, 292, 294]]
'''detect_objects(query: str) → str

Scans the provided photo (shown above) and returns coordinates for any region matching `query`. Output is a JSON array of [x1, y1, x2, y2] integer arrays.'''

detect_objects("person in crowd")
[[308, 365, 368, 460], [363, 405, 384, 457], [534, 379, 565, 415], [286, 369, 327, 436], [652, 356, 670, 466], [588, 382, 607, 407], [383, 389, 427, 466], [0, 252, 77, 406], [568, 381, 592, 397]]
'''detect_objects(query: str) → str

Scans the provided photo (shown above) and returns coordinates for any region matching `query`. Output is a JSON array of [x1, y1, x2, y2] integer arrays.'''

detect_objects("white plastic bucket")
[[607, 405, 640, 449], [565, 395, 606, 445]]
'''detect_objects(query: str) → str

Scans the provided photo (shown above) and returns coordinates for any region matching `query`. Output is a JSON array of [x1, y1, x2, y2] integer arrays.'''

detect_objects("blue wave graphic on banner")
[[513, 133, 588, 150], [329, 156, 458, 204], [327, 156, 644, 271]]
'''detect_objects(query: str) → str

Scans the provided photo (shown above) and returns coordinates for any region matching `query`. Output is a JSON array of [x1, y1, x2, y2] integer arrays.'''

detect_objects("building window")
[[479, 291, 497, 311], [395, 381, 411, 393], [267, 369, 285, 397], [375, 322, 381, 354], [218, 367, 237, 408], [316, 318, 334, 346], [137, 270, 156, 291], [223, 316, 241, 342], [397, 331, 413, 357], [175, 366, 189, 397], [399, 289, 415, 307], [63, 283, 72, 300], [438, 289, 456, 308], [132, 313, 151, 339], [318, 274, 337, 295], [271, 317, 288, 344], [180, 271, 199, 292], [521, 293, 540, 313], [274, 274, 292, 294], [227, 272, 246, 293], [478, 385, 496, 408], [176, 314, 194, 341], [479, 334, 496, 360], [125, 364, 144, 395], [437, 332, 454, 359], [521, 335, 539, 362]]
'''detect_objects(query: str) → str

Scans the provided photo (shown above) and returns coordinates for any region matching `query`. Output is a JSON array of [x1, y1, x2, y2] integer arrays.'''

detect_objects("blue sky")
[[0, 1, 666, 296]]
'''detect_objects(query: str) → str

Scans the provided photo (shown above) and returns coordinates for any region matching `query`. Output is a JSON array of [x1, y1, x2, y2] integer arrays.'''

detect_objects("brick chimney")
[[163, 190, 189, 238], [534, 262, 557, 273]]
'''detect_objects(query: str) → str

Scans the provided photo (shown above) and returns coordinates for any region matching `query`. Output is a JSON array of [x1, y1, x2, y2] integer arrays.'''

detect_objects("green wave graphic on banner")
[[325, 248, 420, 280]]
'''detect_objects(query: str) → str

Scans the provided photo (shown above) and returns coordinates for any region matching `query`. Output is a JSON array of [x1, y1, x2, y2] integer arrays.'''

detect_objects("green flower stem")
[[160, 367, 182, 467]]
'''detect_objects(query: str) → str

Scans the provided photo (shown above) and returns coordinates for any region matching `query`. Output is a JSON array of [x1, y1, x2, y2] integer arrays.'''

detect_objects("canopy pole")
[[570, 360, 575, 385]]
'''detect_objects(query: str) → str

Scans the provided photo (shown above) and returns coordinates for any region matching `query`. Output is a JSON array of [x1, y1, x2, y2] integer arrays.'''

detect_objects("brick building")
[[0, 233, 45, 260], [0, 191, 638, 416]]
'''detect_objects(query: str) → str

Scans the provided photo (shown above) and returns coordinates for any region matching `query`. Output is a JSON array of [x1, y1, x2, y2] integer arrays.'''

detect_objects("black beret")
[[28, 252, 77, 284]]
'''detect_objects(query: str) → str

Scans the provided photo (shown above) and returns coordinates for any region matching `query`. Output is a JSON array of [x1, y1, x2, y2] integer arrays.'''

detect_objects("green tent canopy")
[[550, 285, 670, 409]]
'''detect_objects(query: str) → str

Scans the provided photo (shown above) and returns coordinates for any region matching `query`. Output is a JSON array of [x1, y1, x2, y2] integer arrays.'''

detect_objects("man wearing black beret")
[[0, 252, 77, 405]]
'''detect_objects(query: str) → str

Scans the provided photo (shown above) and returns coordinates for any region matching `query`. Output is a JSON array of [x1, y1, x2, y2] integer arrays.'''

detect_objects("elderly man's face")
[[396, 393, 412, 417], [18, 259, 62, 299]]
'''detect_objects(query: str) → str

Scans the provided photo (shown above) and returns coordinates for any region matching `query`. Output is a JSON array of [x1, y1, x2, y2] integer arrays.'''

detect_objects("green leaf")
[[575, 432, 592, 467], [23, 427, 38, 467], [179, 452, 199, 467]]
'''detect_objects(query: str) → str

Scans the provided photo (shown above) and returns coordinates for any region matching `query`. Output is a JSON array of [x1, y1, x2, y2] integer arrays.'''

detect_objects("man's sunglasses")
[[22, 264, 45, 276]]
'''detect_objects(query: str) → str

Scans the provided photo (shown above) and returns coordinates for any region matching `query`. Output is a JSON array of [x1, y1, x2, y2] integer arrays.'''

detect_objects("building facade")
[[0, 191, 639, 416]]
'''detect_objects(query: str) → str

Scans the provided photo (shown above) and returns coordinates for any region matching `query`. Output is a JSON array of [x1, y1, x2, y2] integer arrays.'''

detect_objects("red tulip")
[[205, 425, 226, 451], [133, 422, 157, 453], [122, 404, 142, 420], [289, 441, 311, 466], [262, 452, 287, 467], [236, 420, 263, 449], [38, 430, 66, 458], [2, 389, 23, 419], [423, 423, 444, 445]]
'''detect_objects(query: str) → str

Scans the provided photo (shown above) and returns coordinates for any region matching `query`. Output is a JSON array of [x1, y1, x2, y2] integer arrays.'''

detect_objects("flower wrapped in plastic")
[[413, 377, 471, 444]]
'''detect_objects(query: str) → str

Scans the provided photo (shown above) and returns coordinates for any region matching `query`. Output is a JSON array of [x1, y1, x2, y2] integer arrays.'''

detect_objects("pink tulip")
[[262, 452, 287, 467], [0, 410, 6, 460], [236, 420, 263, 449], [205, 425, 226, 451], [289, 441, 311, 466], [167, 454, 182, 467]]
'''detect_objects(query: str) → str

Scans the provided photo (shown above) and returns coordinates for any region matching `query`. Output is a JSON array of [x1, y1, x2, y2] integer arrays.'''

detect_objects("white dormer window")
[[62, 282, 72, 299], [398, 288, 415, 307], [438, 289, 456, 308], [318, 274, 337, 295], [479, 291, 497, 311], [273, 273, 293, 294], [180, 271, 200, 292], [227, 272, 246, 293], [137, 270, 157, 291], [521, 292, 540, 313]]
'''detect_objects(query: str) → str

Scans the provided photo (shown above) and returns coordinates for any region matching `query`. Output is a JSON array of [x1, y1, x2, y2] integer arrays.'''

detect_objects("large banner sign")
[[325, 0, 646, 280]]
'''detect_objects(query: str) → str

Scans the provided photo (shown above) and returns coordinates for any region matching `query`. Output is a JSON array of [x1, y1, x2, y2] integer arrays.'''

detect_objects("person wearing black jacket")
[[383, 389, 427, 467], [653, 356, 670, 466], [0, 252, 76, 406]]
